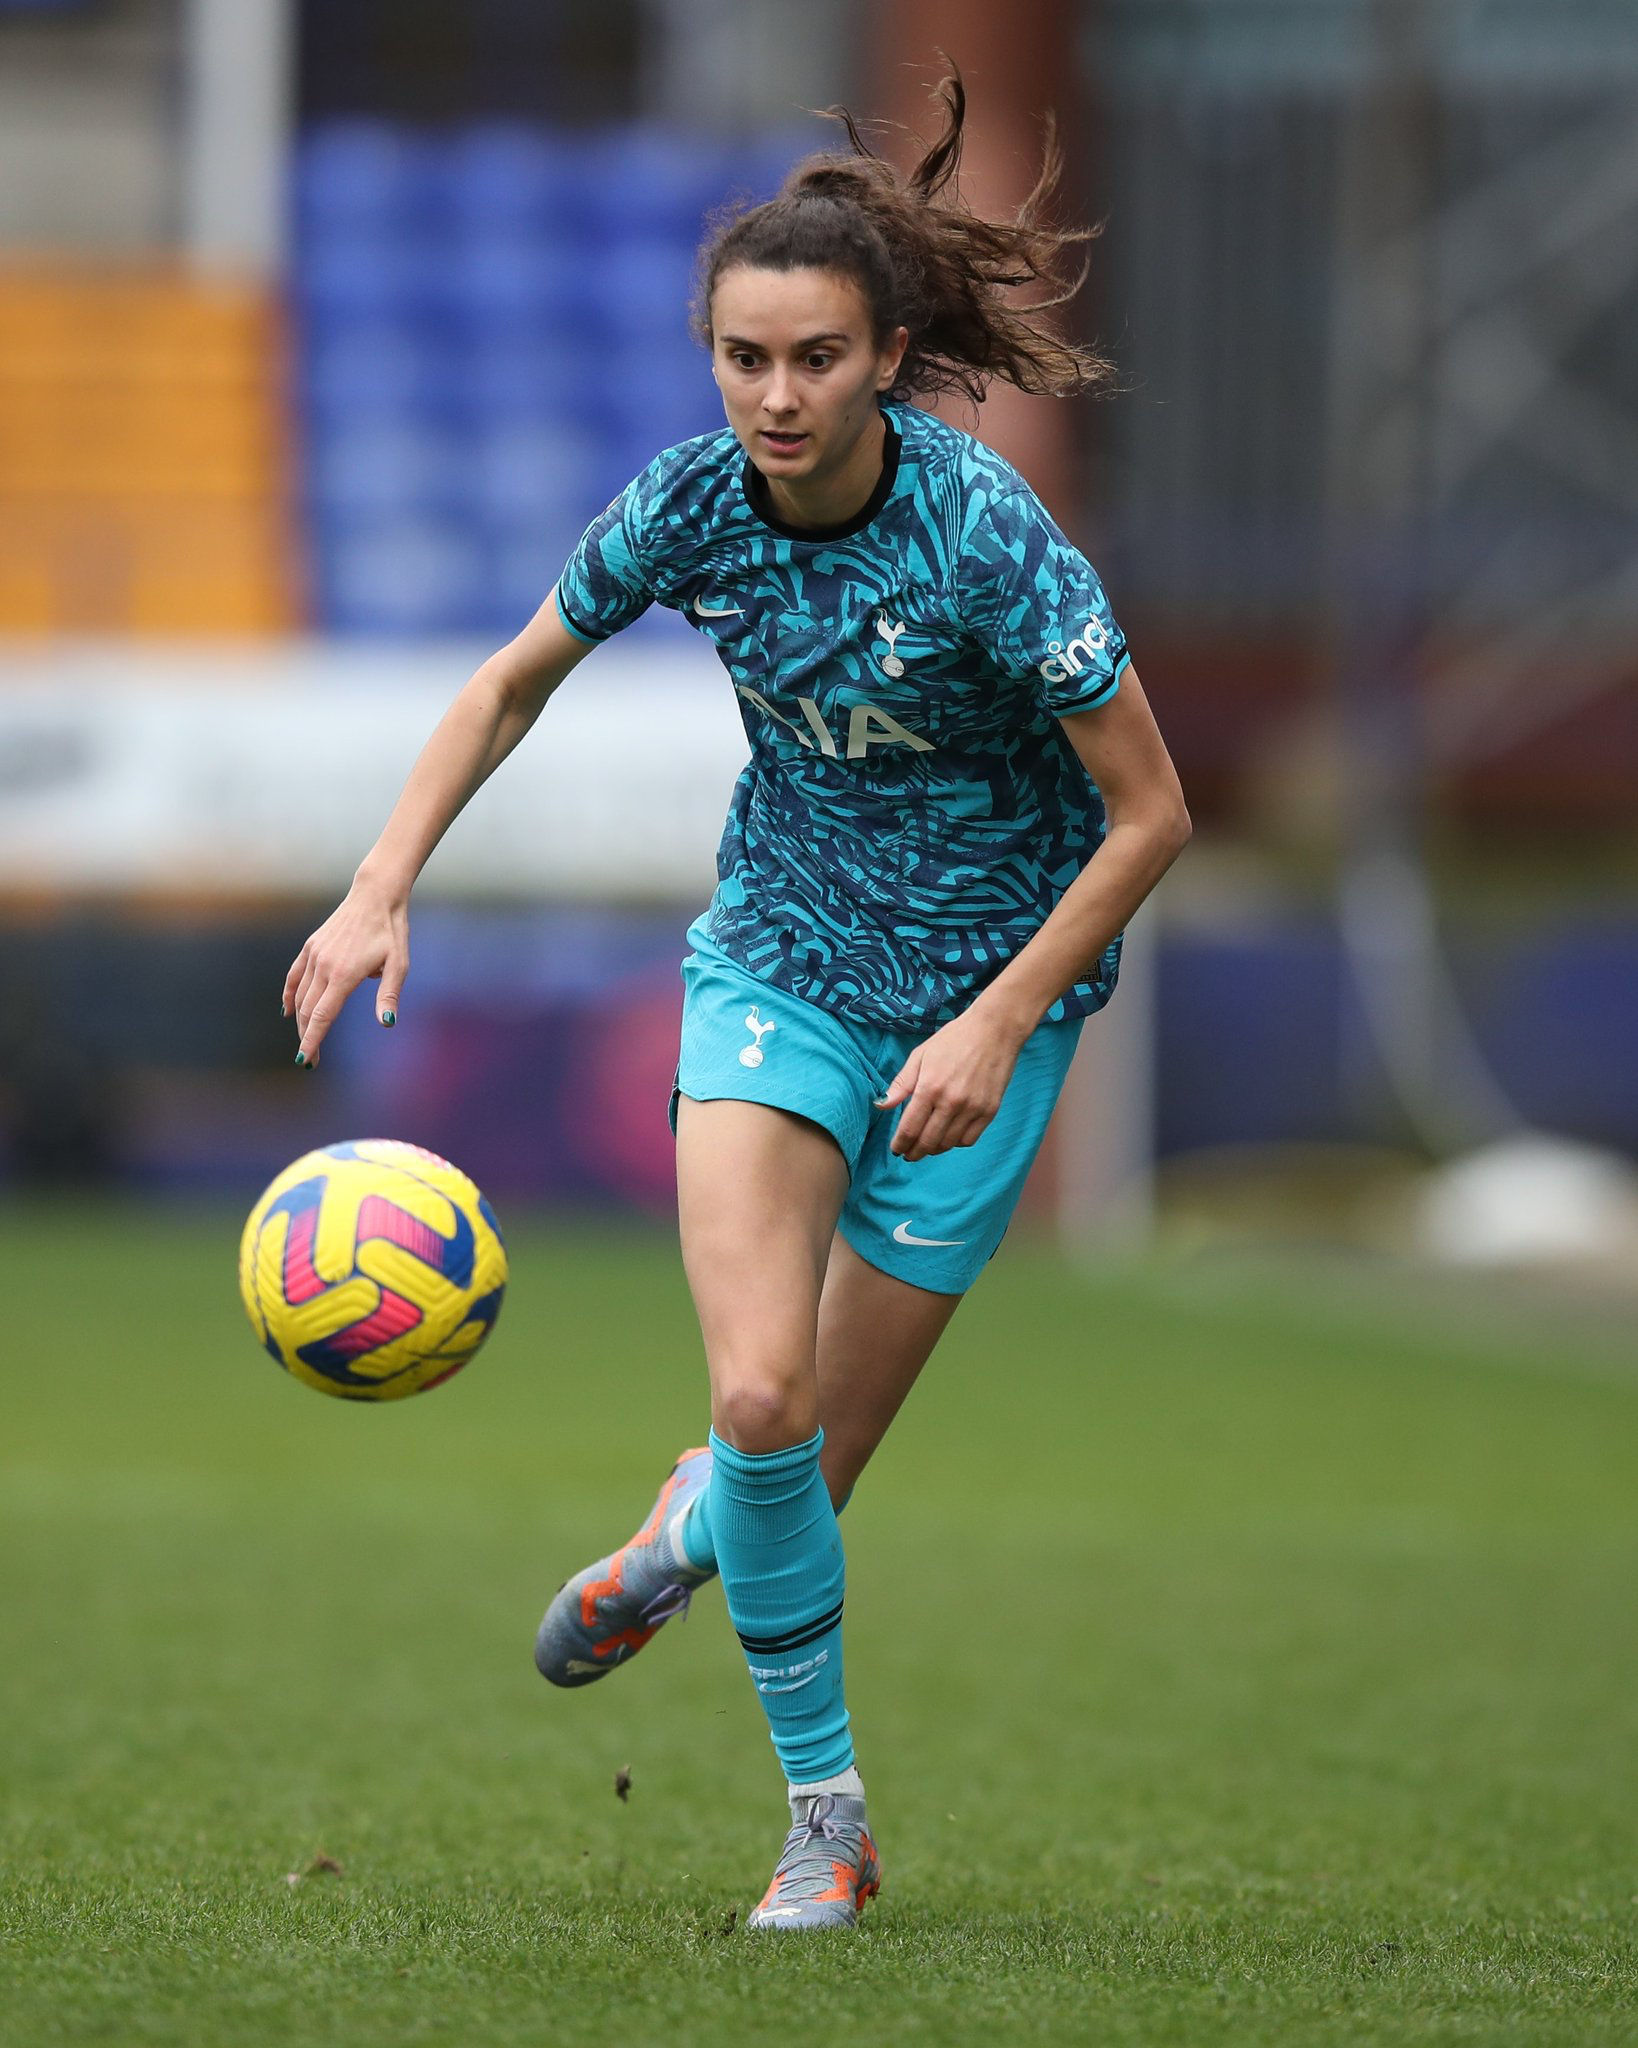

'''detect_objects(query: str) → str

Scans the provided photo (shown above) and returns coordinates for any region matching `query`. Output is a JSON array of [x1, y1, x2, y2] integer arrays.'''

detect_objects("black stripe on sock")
[[736, 1600, 845, 1658]]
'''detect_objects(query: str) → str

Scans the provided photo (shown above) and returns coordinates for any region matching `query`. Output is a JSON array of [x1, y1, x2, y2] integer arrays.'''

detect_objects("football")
[[238, 1139, 507, 1400]]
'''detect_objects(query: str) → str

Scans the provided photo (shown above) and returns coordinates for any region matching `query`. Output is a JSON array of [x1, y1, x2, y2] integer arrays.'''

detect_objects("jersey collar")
[[741, 412, 902, 543]]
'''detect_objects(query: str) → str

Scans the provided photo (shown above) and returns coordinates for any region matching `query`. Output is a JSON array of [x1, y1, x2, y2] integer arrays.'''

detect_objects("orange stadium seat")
[[0, 270, 300, 634]]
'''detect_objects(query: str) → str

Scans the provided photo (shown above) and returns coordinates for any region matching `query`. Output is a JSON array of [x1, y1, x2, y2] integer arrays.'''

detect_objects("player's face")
[[709, 266, 908, 499]]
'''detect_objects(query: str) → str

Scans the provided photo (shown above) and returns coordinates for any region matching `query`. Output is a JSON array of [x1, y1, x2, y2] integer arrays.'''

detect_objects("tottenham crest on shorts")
[[740, 1007, 777, 1067]]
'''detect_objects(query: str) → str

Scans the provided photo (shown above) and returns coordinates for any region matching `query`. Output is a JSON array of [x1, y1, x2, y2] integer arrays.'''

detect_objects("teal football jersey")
[[555, 402, 1131, 1029]]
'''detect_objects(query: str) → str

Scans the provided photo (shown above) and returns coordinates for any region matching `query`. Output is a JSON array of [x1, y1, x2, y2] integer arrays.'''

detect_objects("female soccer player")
[[284, 77, 1190, 1932]]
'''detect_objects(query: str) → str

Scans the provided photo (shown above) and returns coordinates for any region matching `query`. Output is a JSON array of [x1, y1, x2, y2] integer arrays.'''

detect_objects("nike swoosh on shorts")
[[892, 1221, 967, 1247]]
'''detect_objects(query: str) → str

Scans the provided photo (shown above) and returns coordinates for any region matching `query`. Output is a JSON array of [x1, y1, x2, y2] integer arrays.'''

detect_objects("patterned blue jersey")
[[555, 401, 1131, 1030]]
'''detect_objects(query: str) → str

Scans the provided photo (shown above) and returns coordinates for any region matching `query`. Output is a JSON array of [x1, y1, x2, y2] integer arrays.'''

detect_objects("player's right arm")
[[282, 589, 591, 1068]]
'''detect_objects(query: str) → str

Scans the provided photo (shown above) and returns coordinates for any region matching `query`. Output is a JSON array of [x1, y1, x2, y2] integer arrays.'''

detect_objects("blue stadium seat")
[[600, 329, 717, 441], [483, 513, 602, 627], [294, 122, 444, 235], [468, 419, 604, 523], [294, 236, 449, 325], [745, 126, 828, 198], [317, 514, 488, 636], [442, 232, 590, 332], [293, 120, 810, 634], [301, 320, 444, 421], [585, 236, 700, 341], [580, 125, 732, 242], [443, 123, 586, 237], [461, 334, 600, 421], [307, 419, 468, 519]]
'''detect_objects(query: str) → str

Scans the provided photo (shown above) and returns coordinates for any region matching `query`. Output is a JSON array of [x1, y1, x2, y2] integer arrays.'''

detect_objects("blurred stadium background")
[[1, 0, 1636, 1261]]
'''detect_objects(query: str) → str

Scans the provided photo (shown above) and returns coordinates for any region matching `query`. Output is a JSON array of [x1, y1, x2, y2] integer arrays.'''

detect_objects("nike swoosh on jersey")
[[892, 1221, 967, 1247], [693, 596, 745, 617]]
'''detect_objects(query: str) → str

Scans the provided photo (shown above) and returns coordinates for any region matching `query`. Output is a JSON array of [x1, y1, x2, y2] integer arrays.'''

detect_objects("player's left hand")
[[877, 1008, 1027, 1162]]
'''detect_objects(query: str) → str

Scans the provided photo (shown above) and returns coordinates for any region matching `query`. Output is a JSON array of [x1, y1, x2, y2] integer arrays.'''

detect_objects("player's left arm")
[[882, 664, 1190, 1161]]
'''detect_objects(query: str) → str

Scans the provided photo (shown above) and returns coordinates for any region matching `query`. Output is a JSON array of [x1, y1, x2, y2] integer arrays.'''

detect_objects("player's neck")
[[764, 410, 888, 533]]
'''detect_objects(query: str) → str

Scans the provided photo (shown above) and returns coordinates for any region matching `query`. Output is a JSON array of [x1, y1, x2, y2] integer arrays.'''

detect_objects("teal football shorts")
[[672, 937, 1083, 1295]]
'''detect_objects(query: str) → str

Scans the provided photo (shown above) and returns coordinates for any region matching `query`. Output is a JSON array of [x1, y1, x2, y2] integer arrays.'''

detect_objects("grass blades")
[[2, 1206, 1635, 2045]]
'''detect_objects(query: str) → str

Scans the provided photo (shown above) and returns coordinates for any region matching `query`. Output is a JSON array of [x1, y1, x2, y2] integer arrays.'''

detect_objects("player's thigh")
[[839, 1015, 1084, 1295], [672, 946, 880, 1366], [675, 1096, 850, 1445], [675, 1095, 850, 1329]]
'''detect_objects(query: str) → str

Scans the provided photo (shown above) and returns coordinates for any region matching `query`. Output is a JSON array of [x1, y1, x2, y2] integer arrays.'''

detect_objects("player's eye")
[[805, 353, 833, 370], [729, 350, 760, 371]]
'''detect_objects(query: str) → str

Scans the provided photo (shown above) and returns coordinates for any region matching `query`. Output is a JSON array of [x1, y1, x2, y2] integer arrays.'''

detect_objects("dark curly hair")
[[693, 69, 1113, 407]]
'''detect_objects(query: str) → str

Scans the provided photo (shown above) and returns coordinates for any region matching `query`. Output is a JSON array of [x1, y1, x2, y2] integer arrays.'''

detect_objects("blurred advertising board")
[[0, 639, 740, 901]]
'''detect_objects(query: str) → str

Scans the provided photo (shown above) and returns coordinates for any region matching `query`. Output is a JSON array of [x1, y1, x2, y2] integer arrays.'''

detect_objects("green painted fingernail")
[[294, 1052, 307, 1067], [382, 1010, 396, 1027]]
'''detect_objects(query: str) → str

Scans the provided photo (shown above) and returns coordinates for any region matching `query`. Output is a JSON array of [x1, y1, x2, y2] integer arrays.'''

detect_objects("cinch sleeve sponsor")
[[963, 484, 1130, 716], [553, 470, 657, 643]]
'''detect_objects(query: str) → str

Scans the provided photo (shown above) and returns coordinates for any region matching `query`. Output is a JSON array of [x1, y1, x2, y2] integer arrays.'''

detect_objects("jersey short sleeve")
[[963, 483, 1130, 716], [553, 472, 656, 643]]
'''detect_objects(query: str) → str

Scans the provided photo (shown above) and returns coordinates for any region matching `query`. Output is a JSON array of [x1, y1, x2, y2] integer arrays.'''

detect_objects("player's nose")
[[762, 366, 799, 415]]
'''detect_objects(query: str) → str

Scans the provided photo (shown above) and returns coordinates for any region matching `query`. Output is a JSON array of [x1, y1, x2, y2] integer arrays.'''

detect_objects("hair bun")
[[693, 67, 1113, 406]]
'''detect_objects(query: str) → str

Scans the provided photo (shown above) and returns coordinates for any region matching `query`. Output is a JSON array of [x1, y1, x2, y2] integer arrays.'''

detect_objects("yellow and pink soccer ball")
[[238, 1139, 507, 1401]]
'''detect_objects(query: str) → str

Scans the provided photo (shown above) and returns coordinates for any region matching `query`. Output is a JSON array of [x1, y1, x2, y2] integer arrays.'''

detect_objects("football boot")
[[534, 1446, 714, 1687], [745, 1793, 882, 1932]]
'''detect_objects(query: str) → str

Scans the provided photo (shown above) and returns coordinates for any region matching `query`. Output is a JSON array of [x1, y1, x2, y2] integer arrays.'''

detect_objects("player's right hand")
[[282, 877, 409, 1069]]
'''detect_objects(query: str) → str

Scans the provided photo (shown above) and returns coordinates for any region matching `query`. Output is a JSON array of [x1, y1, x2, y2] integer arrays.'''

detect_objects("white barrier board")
[[0, 638, 746, 900]]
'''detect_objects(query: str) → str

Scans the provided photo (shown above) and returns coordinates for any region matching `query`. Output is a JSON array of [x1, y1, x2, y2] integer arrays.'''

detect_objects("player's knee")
[[713, 1375, 816, 1453]]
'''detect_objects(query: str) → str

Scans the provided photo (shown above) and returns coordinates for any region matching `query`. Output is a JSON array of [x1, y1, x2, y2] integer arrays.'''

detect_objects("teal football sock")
[[673, 1460, 850, 1576], [672, 1486, 717, 1574], [708, 1427, 853, 1783]]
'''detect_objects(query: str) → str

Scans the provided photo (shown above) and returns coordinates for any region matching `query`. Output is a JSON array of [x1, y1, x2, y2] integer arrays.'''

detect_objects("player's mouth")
[[759, 430, 809, 456]]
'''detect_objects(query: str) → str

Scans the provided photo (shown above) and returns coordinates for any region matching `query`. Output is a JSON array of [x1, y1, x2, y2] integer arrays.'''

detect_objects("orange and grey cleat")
[[745, 1794, 882, 1932], [534, 1446, 714, 1688]]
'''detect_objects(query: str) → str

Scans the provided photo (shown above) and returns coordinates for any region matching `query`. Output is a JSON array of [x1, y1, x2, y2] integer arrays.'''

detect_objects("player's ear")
[[877, 325, 909, 391]]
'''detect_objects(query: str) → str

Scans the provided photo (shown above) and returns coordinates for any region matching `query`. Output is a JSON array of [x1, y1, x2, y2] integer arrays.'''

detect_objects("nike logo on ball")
[[893, 1221, 966, 1247], [693, 596, 744, 617]]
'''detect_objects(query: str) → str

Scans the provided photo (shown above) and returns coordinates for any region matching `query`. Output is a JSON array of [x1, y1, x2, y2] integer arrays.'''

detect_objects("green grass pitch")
[[3, 1203, 1635, 2046]]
